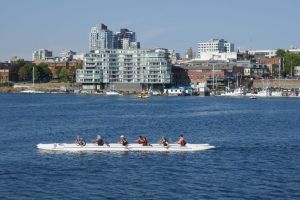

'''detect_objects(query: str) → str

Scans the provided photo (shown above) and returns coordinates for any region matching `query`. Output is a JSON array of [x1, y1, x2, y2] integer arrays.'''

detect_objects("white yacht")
[[106, 84, 121, 96], [163, 88, 183, 96], [106, 90, 121, 96]]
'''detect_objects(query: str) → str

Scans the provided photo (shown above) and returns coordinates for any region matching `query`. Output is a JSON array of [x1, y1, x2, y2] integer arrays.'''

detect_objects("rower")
[[94, 134, 109, 146], [137, 136, 148, 146], [160, 136, 169, 147], [177, 134, 186, 146], [119, 135, 128, 146], [75, 135, 86, 146]]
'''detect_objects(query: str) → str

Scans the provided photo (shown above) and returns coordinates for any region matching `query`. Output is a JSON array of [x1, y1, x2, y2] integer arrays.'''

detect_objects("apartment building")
[[76, 48, 171, 91]]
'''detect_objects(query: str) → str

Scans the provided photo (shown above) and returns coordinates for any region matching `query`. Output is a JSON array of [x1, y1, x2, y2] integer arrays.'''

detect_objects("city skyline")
[[1, 0, 300, 61]]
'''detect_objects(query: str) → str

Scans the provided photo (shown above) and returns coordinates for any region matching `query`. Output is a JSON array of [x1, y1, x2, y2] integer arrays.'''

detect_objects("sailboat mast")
[[33, 66, 35, 88]]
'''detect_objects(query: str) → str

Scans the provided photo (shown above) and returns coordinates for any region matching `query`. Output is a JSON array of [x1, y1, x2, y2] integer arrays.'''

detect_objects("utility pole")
[[213, 62, 215, 90], [33, 66, 35, 88], [291, 59, 293, 77]]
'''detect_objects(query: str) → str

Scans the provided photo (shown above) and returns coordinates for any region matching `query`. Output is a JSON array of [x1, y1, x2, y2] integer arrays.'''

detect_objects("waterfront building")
[[89, 24, 114, 50], [76, 48, 172, 91], [172, 64, 227, 91], [197, 39, 236, 61], [256, 57, 281, 77], [251, 63, 270, 78], [48, 60, 82, 81], [32, 49, 53, 61], [0, 63, 10, 82]]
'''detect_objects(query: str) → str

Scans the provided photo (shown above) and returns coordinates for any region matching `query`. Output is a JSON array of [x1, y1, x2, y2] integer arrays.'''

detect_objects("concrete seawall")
[[253, 79, 300, 89]]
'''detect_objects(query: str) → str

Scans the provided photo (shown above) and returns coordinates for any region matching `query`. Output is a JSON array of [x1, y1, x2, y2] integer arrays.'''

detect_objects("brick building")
[[0, 68, 9, 82], [0, 63, 10, 82], [48, 60, 82, 80], [33, 60, 82, 81], [172, 65, 227, 89], [256, 57, 281, 77]]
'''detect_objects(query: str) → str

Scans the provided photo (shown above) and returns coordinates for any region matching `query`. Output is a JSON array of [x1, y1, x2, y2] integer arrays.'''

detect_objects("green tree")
[[59, 68, 69, 82], [18, 63, 34, 82], [68, 62, 83, 83], [275, 49, 286, 58], [75, 62, 83, 69], [37, 63, 52, 82], [285, 52, 300, 76], [11, 59, 27, 82], [274, 49, 300, 76], [18, 66, 29, 82]]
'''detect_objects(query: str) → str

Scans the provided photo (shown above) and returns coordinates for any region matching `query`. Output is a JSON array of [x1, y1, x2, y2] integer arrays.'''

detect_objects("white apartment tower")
[[89, 24, 113, 51], [197, 39, 236, 61]]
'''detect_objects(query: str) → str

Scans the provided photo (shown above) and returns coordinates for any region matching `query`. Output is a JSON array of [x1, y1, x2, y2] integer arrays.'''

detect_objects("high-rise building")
[[114, 28, 139, 49], [32, 49, 53, 61], [89, 24, 114, 51]]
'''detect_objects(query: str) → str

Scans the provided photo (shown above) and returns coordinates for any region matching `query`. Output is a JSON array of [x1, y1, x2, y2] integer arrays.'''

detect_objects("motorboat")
[[137, 91, 150, 99]]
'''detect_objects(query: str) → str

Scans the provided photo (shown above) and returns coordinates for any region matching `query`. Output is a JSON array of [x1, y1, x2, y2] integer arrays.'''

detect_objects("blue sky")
[[0, 0, 299, 61]]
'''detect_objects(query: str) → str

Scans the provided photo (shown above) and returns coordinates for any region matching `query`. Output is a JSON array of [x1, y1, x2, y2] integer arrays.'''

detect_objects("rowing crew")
[[75, 134, 187, 147]]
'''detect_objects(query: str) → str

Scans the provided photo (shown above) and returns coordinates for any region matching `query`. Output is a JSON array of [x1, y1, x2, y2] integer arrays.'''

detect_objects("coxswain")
[[119, 135, 128, 146], [177, 134, 186, 146]]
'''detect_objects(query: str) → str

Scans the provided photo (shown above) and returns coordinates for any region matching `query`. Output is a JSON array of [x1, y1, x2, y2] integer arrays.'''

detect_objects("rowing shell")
[[37, 143, 215, 152]]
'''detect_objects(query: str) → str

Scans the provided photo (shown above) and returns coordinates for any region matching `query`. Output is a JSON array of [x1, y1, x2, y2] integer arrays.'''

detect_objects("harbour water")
[[0, 94, 299, 199]]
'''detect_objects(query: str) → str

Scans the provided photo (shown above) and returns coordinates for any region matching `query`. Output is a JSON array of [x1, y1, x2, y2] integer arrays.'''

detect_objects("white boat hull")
[[21, 90, 45, 93], [106, 91, 121, 96], [37, 143, 215, 152]]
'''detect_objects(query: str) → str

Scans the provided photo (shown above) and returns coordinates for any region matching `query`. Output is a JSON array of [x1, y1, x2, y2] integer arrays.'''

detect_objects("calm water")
[[0, 94, 299, 199]]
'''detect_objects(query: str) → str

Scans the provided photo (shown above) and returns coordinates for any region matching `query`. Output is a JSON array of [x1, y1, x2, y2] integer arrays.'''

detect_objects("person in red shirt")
[[177, 134, 186, 146], [137, 136, 148, 146]]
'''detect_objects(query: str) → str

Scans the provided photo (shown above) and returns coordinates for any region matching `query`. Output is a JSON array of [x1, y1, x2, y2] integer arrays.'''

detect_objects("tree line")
[[18, 63, 52, 82], [10, 60, 83, 83], [276, 49, 300, 76]]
